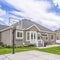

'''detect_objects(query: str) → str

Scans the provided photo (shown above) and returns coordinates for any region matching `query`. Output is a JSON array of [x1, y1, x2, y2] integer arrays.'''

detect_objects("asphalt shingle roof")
[[19, 19, 53, 32], [0, 24, 9, 30]]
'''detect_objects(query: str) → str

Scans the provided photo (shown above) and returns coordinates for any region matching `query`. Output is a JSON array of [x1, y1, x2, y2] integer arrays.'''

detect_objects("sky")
[[0, 0, 60, 31]]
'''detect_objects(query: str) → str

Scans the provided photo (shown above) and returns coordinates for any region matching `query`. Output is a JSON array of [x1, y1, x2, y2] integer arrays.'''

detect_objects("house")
[[0, 19, 56, 47]]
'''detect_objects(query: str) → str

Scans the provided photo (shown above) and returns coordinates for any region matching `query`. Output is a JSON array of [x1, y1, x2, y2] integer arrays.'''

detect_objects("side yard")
[[0, 46, 60, 55]]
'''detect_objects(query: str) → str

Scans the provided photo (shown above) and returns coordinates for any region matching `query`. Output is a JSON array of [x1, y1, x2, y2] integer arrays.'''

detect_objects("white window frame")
[[26, 31, 37, 41], [41, 33, 48, 40], [16, 30, 24, 39], [30, 31, 37, 40], [37, 32, 41, 40], [50, 34, 54, 41], [26, 31, 30, 41]]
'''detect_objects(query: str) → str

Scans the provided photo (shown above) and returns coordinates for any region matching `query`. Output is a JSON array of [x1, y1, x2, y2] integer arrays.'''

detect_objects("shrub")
[[0, 42, 4, 47], [27, 44, 35, 47], [0, 42, 3, 45], [4, 45, 12, 48]]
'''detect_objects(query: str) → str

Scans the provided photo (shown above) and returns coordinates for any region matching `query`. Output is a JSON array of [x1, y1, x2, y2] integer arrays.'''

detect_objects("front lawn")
[[0, 46, 60, 55], [0, 47, 37, 55], [38, 46, 60, 55]]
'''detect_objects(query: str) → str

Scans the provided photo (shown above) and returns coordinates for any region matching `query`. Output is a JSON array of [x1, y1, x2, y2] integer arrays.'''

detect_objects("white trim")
[[16, 30, 24, 39], [0, 27, 11, 32], [26, 31, 30, 41], [37, 32, 41, 40], [30, 31, 37, 44], [23, 24, 40, 31], [26, 31, 37, 43]]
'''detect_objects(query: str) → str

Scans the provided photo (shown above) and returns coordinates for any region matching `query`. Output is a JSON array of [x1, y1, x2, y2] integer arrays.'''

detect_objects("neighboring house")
[[55, 29, 60, 44], [0, 19, 56, 47]]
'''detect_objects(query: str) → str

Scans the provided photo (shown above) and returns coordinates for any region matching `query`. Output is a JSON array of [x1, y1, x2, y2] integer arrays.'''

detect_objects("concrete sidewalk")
[[0, 51, 60, 60], [37, 44, 60, 48]]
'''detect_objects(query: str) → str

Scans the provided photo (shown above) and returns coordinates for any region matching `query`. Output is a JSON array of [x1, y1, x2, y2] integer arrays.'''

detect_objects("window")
[[30, 31, 36, 40], [31, 33, 33, 39], [37, 33, 41, 40], [26, 31, 37, 41], [27, 32, 30, 40], [41, 33, 48, 40], [17, 32, 20, 37], [34, 33, 36, 39], [51, 35, 53, 40], [16, 31, 23, 39]]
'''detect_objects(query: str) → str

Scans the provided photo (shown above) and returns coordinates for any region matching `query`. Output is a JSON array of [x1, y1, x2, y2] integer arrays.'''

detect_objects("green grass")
[[0, 47, 37, 55], [0, 46, 60, 55], [38, 46, 60, 55]]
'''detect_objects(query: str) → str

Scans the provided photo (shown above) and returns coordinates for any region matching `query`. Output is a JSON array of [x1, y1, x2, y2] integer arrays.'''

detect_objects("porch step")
[[38, 42, 44, 47], [35, 40, 44, 47]]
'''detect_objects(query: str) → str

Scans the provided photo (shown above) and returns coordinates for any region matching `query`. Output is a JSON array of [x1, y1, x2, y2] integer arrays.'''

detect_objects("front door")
[[30, 31, 37, 44]]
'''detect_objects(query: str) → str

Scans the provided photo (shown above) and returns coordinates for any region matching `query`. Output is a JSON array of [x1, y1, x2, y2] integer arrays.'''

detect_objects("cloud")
[[53, 0, 60, 9], [0, 9, 6, 16], [3, 0, 60, 30], [6, 0, 51, 19], [0, 17, 4, 21]]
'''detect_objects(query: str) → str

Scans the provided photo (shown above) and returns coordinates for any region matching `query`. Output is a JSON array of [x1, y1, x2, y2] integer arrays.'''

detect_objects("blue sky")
[[0, 0, 60, 30]]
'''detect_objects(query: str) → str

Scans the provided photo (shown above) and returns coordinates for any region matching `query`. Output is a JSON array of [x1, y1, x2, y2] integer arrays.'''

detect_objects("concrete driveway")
[[0, 50, 60, 60]]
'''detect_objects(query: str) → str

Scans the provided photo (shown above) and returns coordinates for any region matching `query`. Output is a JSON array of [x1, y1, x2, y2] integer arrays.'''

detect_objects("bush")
[[0, 42, 3, 45], [0, 42, 4, 47], [4, 45, 12, 48], [27, 44, 35, 47]]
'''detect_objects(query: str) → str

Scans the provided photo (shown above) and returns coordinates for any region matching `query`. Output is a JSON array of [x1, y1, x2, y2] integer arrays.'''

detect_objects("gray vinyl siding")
[[46, 33, 56, 45], [1, 29, 12, 45], [15, 30, 23, 47], [23, 31, 30, 45]]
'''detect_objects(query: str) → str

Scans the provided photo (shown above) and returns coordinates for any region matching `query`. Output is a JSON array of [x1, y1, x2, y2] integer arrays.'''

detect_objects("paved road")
[[0, 50, 60, 60]]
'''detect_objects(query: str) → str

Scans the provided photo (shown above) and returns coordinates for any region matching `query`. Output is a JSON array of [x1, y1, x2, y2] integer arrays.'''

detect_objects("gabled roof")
[[19, 19, 53, 32], [0, 24, 9, 30]]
